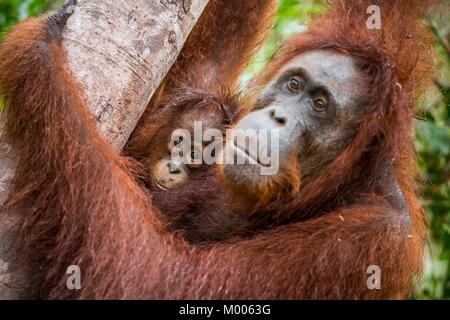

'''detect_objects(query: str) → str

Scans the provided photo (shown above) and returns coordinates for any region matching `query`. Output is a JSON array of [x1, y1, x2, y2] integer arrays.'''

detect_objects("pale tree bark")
[[0, 0, 209, 299]]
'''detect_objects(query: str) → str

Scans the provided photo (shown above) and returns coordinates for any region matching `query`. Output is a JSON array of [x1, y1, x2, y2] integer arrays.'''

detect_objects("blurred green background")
[[1, 0, 449, 299]]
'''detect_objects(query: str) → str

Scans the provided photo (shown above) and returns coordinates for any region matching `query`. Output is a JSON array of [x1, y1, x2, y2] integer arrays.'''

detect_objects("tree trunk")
[[0, 0, 209, 299]]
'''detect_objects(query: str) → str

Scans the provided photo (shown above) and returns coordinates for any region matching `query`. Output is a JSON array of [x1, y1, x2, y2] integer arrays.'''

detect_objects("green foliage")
[[414, 27, 450, 298], [0, 0, 55, 35], [0, 0, 449, 300], [242, 0, 326, 85]]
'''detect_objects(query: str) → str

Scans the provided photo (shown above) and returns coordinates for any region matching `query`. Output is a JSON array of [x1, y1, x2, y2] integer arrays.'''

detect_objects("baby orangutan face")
[[146, 105, 226, 190]]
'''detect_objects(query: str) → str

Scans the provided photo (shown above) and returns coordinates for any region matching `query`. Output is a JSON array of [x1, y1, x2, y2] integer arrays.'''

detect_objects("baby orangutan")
[[127, 91, 238, 191]]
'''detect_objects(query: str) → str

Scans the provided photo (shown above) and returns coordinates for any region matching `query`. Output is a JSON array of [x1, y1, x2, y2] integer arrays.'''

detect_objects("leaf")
[[416, 121, 450, 156]]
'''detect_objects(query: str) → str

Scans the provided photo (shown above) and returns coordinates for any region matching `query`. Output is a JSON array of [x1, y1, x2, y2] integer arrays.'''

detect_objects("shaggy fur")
[[0, 0, 436, 299]]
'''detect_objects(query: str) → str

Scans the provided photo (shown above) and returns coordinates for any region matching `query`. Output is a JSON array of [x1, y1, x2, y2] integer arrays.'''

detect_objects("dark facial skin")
[[146, 106, 224, 190], [222, 50, 367, 190]]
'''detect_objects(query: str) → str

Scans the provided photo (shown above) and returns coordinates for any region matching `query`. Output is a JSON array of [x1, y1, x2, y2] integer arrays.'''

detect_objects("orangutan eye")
[[168, 137, 183, 153], [173, 136, 183, 147], [313, 97, 328, 112], [191, 150, 201, 161], [287, 76, 302, 93], [187, 149, 202, 169], [168, 129, 188, 153]]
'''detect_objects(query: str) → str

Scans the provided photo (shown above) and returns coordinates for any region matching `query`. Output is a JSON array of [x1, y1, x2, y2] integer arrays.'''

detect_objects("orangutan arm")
[[138, 201, 417, 300], [165, 0, 277, 93]]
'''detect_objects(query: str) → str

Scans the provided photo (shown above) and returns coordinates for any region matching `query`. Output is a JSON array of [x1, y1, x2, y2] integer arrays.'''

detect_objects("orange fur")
[[0, 0, 436, 299]]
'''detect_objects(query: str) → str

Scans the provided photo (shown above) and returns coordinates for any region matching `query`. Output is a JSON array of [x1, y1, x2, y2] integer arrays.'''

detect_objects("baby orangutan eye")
[[168, 129, 189, 153], [187, 148, 202, 169], [173, 136, 183, 146]]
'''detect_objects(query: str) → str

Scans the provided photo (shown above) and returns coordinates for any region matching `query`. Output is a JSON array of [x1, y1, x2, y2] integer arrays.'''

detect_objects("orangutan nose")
[[168, 161, 182, 174], [269, 108, 288, 127]]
